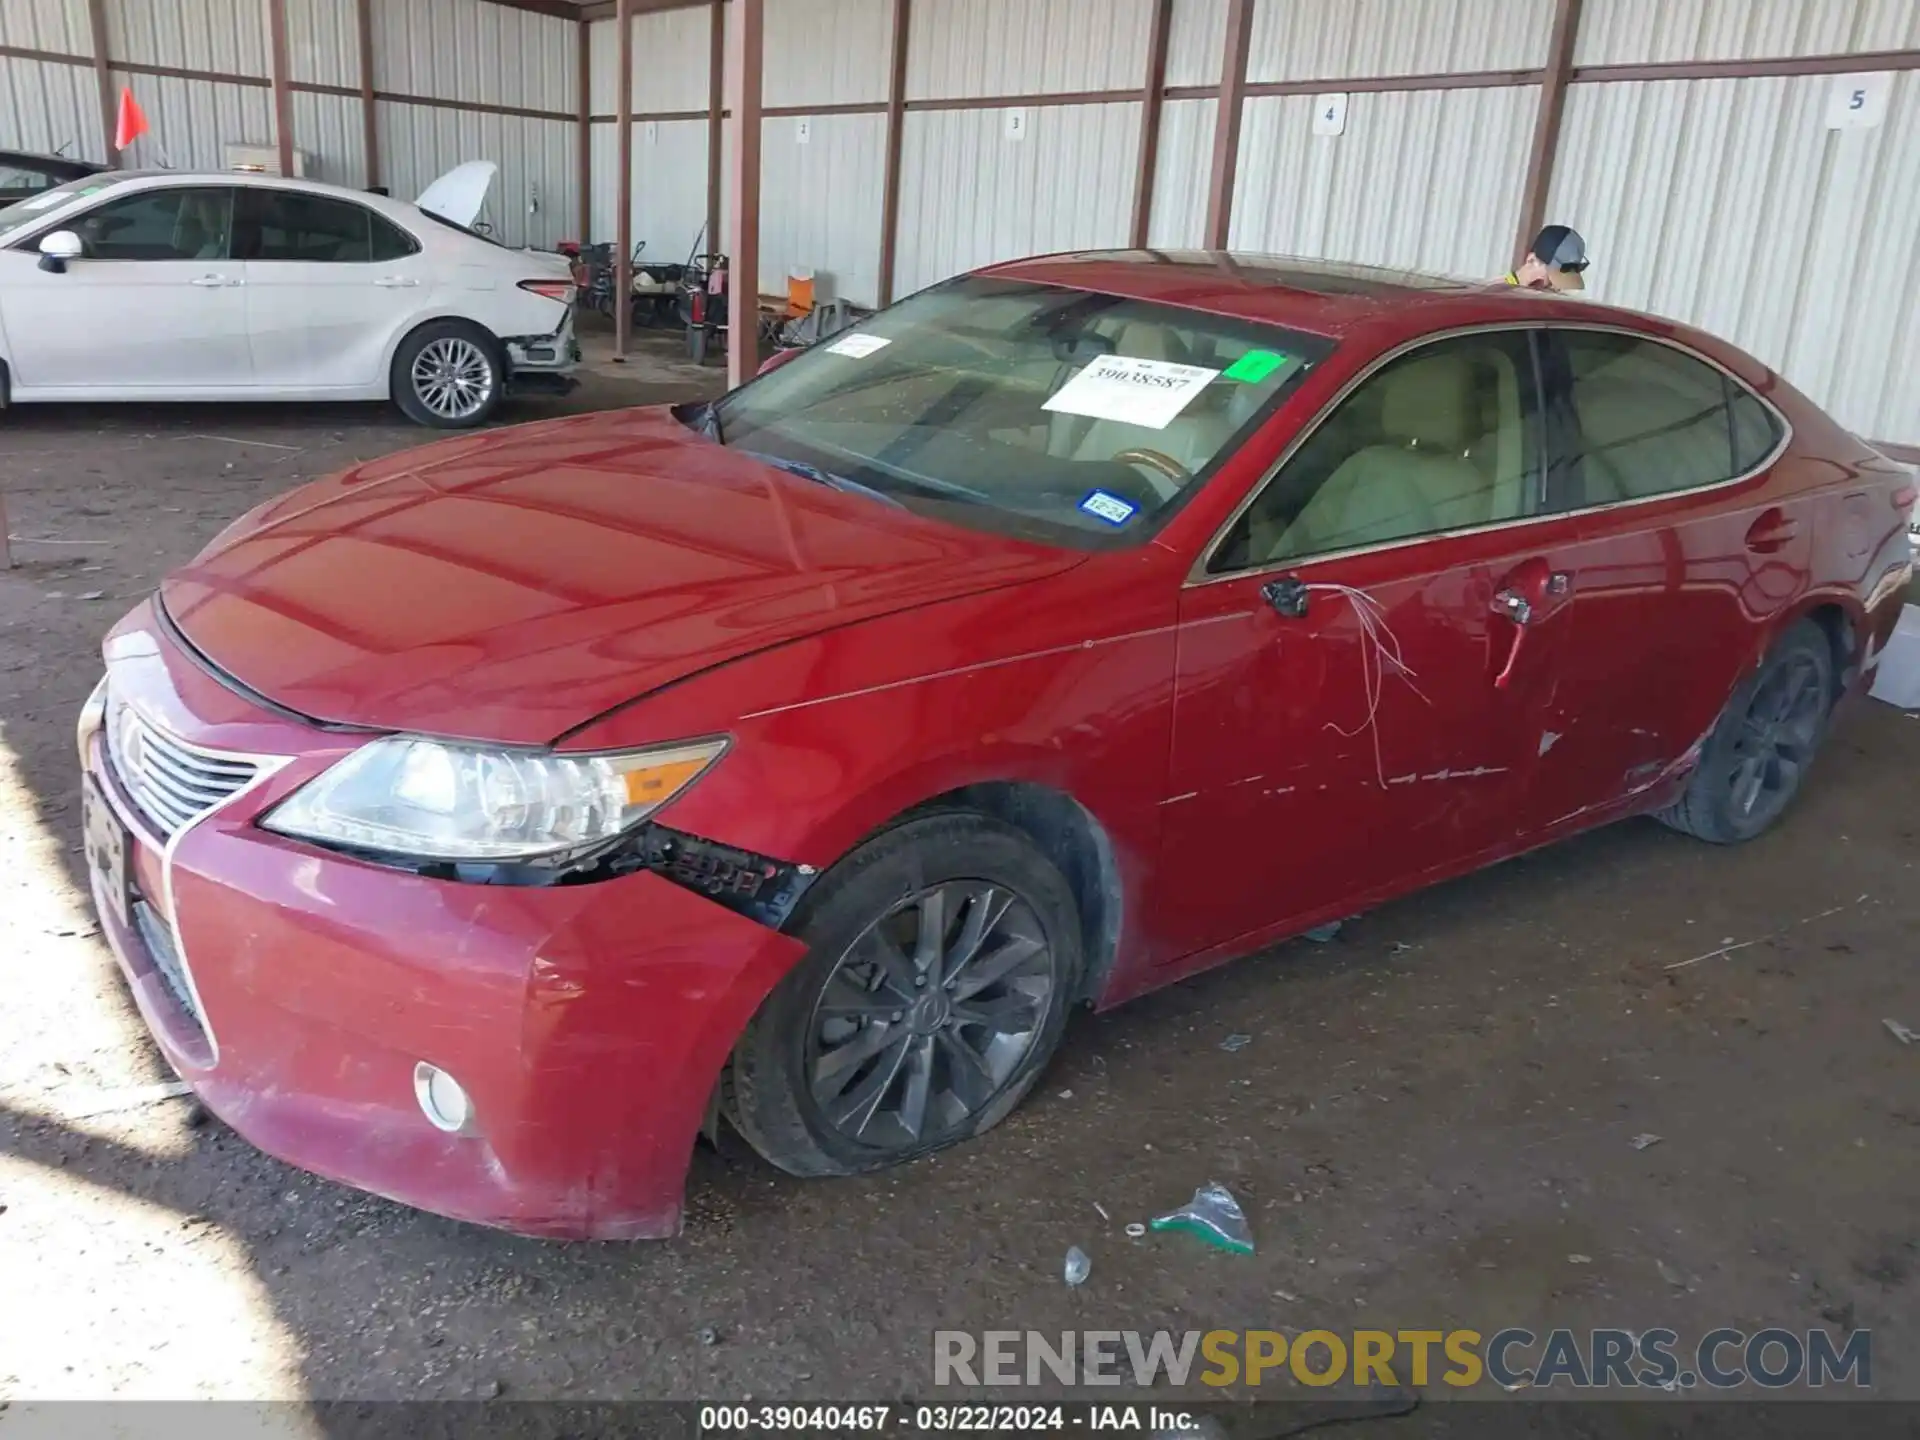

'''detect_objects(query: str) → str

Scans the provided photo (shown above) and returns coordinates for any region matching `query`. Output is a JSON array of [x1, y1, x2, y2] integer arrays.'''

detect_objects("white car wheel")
[[393, 322, 502, 429]]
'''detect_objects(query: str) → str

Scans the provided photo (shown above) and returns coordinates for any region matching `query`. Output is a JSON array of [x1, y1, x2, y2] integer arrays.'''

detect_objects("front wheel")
[[392, 320, 503, 429], [1659, 620, 1835, 844], [724, 814, 1083, 1178]]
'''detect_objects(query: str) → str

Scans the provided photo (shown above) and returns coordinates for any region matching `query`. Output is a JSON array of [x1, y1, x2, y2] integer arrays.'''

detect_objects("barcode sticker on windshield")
[[1043, 355, 1220, 430], [824, 333, 890, 358]]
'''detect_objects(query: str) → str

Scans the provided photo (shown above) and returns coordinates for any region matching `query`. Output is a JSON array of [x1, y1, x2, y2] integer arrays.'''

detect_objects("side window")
[[368, 212, 418, 262], [234, 189, 385, 263], [0, 163, 58, 194], [1211, 331, 1539, 572], [65, 187, 234, 261], [1557, 331, 1766, 505]]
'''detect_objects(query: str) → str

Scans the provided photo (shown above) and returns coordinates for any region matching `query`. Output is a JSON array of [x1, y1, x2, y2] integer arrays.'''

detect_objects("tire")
[[391, 320, 504, 429], [724, 813, 1084, 1178], [1658, 620, 1835, 844]]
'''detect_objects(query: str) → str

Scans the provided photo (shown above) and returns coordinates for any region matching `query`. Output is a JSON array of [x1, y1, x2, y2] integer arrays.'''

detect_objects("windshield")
[[0, 173, 129, 238], [707, 276, 1330, 548]]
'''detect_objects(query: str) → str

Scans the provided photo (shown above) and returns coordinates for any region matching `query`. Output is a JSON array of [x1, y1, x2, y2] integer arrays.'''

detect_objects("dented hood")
[[161, 408, 1079, 744]]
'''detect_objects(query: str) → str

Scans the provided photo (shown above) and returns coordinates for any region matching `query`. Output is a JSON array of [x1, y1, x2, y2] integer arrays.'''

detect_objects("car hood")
[[161, 408, 1081, 743]]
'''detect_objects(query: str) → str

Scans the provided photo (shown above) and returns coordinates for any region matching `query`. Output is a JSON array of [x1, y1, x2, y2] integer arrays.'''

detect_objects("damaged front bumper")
[[78, 602, 804, 1240]]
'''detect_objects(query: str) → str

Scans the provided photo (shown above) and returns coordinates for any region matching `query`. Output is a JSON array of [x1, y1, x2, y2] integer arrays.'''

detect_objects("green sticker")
[[1223, 349, 1292, 384]]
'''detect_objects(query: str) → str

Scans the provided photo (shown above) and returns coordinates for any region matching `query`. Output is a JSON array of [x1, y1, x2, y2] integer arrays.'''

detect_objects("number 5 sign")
[[1825, 72, 1891, 130]]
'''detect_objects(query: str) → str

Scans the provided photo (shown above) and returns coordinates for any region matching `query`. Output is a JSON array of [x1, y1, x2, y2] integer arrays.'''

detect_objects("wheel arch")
[[1773, 593, 1866, 699], [381, 310, 506, 394]]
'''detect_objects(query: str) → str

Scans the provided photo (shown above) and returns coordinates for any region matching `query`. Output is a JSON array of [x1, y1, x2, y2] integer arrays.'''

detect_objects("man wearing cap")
[[1507, 224, 1590, 293]]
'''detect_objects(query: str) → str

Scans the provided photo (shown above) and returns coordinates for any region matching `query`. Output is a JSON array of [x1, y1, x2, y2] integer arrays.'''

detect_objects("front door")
[[0, 184, 250, 390], [235, 187, 428, 391], [1152, 329, 1583, 961]]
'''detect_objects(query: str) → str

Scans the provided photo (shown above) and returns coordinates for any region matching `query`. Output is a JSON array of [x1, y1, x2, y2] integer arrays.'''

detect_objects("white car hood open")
[[415, 161, 496, 227]]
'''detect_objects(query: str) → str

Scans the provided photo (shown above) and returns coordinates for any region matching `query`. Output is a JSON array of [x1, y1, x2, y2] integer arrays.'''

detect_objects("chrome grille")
[[104, 695, 259, 839]]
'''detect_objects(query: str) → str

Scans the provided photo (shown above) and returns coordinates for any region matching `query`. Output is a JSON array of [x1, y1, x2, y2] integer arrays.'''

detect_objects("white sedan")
[[0, 163, 577, 428]]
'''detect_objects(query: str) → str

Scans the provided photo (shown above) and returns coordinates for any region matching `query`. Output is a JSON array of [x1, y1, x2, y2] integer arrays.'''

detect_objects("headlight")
[[262, 735, 726, 863]]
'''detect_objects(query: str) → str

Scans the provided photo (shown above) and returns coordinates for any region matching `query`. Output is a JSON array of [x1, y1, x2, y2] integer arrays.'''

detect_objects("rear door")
[[1154, 328, 1589, 959], [1513, 326, 1802, 835], [0, 183, 249, 390], [235, 187, 428, 390]]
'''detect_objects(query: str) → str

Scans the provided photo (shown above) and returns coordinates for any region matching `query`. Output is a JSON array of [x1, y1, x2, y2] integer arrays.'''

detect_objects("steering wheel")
[[1110, 447, 1193, 500]]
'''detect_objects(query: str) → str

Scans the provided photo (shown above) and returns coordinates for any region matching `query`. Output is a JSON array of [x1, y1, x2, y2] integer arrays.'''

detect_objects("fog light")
[[413, 1061, 474, 1134]]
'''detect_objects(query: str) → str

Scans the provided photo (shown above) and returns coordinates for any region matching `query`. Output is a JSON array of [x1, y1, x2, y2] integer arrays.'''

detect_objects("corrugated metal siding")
[[1231, 84, 1540, 276], [286, 0, 361, 90], [372, 0, 576, 114], [765, 0, 891, 108], [1146, 95, 1215, 246], [1168, 0, 1227, 87], [0, 57, 106, 161], [292, 89, 366, 188], [1249, 0, 1554, 82], [895, 101, 1140, 296], [1550, 72, 1920, 443], [759, 110, 886, 303], [588, 117, 709, 256], [109, 71, 273, 171], [378, 102, 575, 250], [907, 0, 1153, 99], [107, 0, 269, 78], [591, 6, 711, 116], [1574, 0, 1920, 67], [0, 0, 92, 54]]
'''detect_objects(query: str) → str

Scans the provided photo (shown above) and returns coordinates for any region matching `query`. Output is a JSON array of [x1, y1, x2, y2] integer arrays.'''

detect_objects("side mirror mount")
[[37, 230, 82, 274]]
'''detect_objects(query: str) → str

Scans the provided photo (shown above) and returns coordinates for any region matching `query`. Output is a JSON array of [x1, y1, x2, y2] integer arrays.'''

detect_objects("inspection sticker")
[[1043, 355, 1220, 431], [1078, 490, 1139, 526], [824, 333, 891, 358], [1223, 348, 1296, 384]]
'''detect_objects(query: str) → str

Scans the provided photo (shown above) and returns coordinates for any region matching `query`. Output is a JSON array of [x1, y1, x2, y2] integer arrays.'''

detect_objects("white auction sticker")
[[19, 191, 69, 212], [1043, 355, 1220, 431], [824, 333, 891, 358]]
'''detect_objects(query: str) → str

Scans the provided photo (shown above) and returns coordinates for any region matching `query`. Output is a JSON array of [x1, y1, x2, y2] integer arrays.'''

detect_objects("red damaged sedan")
[[78, 253, 1914, 1238]]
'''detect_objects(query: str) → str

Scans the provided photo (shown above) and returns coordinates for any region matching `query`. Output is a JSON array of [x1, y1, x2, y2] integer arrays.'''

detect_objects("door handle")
[[1486, 571, 1565, 690], [1745, 508, 1800, 553], [373, 276, 420, 288], [190, 274, 235, 287]]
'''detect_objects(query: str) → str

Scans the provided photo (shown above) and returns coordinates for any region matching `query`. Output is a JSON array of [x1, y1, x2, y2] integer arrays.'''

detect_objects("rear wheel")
[[392, 320, 503, 429], [1659, 621, 1834, 844], [724, 814, 1082, 1177]]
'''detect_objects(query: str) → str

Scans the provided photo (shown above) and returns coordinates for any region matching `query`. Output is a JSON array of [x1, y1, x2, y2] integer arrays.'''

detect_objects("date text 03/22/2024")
[[698, 1404, 1200, 1434]]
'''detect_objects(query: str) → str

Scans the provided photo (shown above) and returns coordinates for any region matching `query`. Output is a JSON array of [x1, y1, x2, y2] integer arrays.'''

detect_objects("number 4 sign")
[[1825, 72, 1891, 130], [1312, 92, 1349, 137]]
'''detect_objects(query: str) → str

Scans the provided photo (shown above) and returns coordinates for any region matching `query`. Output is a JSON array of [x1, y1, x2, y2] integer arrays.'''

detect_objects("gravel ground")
[[1, 353, 1915, 1415]]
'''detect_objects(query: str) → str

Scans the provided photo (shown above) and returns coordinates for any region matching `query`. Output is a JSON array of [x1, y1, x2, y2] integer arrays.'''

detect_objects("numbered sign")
[[1825, 72, 1891, 130], [1312, 92, 1349, 137], [1005, 108, 1028, 141], [796, 117, 811, 145]]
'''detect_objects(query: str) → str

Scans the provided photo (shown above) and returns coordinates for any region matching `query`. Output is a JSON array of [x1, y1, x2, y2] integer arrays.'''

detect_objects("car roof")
[[978, 248, 1601, 340], [0, 149, 105, 175]]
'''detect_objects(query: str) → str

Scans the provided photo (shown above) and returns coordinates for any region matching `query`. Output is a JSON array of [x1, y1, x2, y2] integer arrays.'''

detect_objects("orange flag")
[[114, 87, 149, 151]]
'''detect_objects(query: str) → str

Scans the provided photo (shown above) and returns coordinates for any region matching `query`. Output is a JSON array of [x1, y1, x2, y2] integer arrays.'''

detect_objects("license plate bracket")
[[82, 772, 131, 932]]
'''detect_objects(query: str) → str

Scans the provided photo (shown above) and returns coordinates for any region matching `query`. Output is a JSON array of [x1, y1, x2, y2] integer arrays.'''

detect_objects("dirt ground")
[[1, 345, 1916, 1418]]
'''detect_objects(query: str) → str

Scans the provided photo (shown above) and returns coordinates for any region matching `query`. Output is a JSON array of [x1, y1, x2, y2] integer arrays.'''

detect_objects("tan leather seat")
[[1272, 354, 1488, 558]]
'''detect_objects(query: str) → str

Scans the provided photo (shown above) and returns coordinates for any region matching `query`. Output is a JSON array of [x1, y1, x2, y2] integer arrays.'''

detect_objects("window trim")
[[1189, 320, 1793, 588]]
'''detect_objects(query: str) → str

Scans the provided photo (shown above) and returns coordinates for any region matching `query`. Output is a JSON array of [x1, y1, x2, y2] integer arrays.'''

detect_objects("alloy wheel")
[[804, 881, 1055, 1152], [410, 337, 494, 421], [1727, 651, 1825, 825]]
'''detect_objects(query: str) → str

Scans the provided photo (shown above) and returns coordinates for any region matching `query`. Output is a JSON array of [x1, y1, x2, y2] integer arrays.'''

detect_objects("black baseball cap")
[[1531, 224, 1589, 290]]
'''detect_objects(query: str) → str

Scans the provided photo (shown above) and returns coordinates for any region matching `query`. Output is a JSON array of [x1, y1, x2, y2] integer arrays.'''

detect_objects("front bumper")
[[78, 603, 804, 1239]]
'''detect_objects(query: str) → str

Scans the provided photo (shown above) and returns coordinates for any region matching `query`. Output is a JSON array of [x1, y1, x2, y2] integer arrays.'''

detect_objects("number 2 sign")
[[1825, 72, 1891, 130]]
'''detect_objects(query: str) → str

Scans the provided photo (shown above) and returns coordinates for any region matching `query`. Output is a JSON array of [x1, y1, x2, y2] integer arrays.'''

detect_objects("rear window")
[[706, 276, 1331, 549]]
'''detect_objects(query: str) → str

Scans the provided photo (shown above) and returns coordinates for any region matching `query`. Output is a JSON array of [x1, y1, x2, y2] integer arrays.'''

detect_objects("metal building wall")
[[894, 101, 1142, 298], [371, 0, 574, 112], [760, 111, 888, 304], [108, 70, 275, 173], [765, 0, 890, 108], [588, 7, 712, 265], [1231, 85, 1541, 277], [1247, 0, 1553, 80], [379, 103, 575, 249], [1168, 0, 1227, 87], [905, 0, 1153, 98], [1549, 69, 1920, 444], [286, 0, 366, 186], [106, 0, 269, 78], [1146, 97, 1216, 247], [1575, 0, 1920, 66], [0, 0, 104, 162]]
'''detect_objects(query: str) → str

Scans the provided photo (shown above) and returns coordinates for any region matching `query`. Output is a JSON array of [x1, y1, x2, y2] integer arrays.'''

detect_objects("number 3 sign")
[[1825, 72, 1891, 130]]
